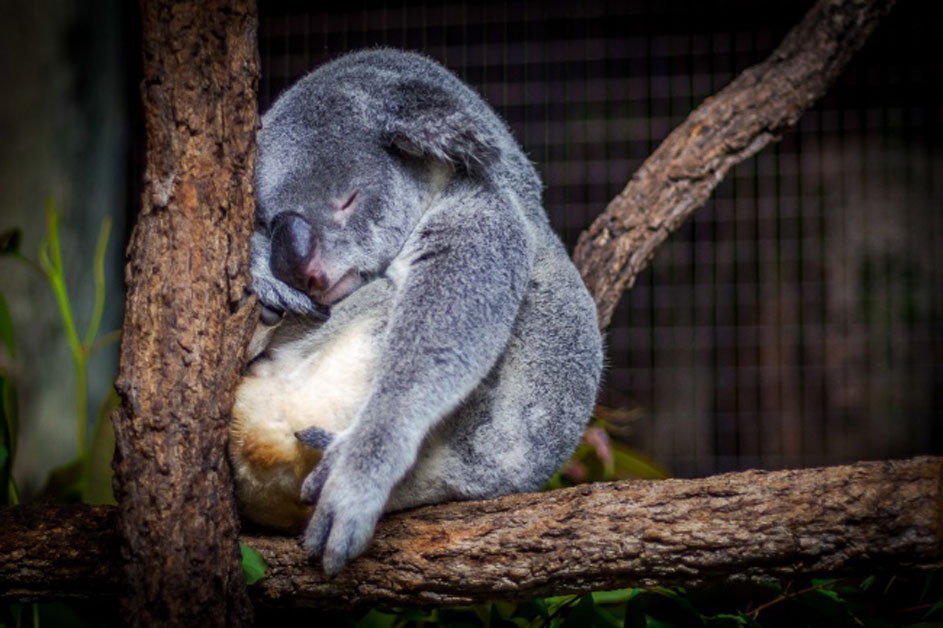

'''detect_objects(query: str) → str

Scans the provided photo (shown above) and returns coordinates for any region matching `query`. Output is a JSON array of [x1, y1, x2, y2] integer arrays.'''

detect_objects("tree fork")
[[1, 458, 940, 607], [110, 1, 260, 626]]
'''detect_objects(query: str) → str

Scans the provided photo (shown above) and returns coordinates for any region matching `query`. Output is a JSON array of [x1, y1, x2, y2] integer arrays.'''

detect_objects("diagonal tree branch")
[[1, 458, 940, 607], [574, 0, 898, 329]]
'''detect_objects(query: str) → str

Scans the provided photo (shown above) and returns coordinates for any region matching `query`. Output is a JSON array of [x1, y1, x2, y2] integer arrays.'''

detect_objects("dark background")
[[258, 0, 942, 476]]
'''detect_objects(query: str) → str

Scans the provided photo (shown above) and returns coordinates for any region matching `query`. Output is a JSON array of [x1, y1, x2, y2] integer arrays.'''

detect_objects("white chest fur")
[[229, 316, 380, 530]]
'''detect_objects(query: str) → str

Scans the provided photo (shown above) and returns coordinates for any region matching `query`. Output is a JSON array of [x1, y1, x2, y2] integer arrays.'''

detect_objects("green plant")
[[0, 199, 118, 505], [545, 409, 669, 491]]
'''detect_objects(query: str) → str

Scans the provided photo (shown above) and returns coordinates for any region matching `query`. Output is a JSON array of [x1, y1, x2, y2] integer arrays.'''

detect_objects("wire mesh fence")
[[258, 0, 942, 477]]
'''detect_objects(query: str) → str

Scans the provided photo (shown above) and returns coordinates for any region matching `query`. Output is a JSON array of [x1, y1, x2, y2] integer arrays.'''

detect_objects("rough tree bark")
[[109, 1, 259, 626], [574, 0, 898, 329], [1, 458, 940, 607], [0, 0, 920, 618]]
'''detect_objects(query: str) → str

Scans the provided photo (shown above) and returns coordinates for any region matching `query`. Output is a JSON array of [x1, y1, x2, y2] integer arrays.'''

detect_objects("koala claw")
[[252, 274, 324, 318], [259, 304, 284, 326], [300, 454, 332, 505], [304, 499, 381, 575], [301, 451, 385, 574]]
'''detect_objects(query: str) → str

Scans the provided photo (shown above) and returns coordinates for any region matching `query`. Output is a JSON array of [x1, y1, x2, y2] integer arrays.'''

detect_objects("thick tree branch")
[[110, 1, 259, 626], [574, 0, 897, 329], [2, 458, 940, 607]]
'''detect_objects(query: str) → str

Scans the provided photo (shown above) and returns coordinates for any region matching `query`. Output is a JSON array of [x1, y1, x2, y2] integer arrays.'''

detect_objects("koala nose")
[[269, 212, 326, 295], [305, 268, 329, 293]]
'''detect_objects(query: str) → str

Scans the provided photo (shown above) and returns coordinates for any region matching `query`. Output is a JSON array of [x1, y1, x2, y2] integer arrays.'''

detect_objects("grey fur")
[[251, 48, 603, 574]]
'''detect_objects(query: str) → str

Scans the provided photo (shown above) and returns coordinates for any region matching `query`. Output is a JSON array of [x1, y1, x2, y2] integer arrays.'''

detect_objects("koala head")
[[254, 50, 504, 310]]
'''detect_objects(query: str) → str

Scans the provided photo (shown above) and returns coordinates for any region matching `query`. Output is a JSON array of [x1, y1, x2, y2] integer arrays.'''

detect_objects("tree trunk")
[[574, 0, 898, 329], [110, 1, 259, 626], [1, 458, 940, 607]]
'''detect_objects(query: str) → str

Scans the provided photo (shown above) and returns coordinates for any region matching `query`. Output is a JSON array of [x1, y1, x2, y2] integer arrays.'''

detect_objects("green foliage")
[[0, 292, 15, 359], [1, 203, 119, 627], [0, 201, 117, 505], [239, 542, 268, 585], [36, 199, 113, 462], [545, 414, 668, 491], [295, 575, 941, 628], [84, 388, 119, 506]]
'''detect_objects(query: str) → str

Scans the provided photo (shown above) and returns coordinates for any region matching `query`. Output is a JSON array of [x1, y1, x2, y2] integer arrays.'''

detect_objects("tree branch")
[[2, 458, 940, 607], [574, 0, 898, 329]]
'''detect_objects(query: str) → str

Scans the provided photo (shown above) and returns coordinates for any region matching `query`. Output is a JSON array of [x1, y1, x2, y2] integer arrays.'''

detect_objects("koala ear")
[[383, 79, 500, 172]]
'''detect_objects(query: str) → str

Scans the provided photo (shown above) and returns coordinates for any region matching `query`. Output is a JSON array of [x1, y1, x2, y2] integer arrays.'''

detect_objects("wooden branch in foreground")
[[2, 457, 939, 608], [574, 0, 898, 329]]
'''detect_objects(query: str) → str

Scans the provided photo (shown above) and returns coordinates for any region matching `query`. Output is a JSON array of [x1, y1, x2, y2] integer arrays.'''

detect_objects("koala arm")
[[250, 230, 323, 316], [301, 187, 533, 574]]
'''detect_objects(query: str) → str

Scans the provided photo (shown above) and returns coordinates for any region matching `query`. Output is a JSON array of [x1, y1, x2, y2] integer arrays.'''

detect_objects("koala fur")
[[230, 48, 603, 575]]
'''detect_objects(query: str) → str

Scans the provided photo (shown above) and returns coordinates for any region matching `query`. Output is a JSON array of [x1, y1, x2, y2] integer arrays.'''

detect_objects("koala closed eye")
[[233, 48, 603, 575], [339, 191, 357, 210]]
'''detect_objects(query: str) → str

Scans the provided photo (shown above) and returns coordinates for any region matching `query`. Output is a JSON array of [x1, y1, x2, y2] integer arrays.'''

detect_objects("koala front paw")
[[252, 273, 324, 318], [300, 442, 388, 575]]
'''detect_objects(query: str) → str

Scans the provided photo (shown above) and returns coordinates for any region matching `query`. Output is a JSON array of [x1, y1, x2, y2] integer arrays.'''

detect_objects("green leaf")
[[1, 378, 18, 463], [0, 228, 21, 256], [624, 596, 646, 628], [84, 216, 111, 347], [354, 609, 396, 628], [85, 388, 119, 505], [794, 587, 856, 626], [239, 542, 267, 585], [37, 601, 92, 627], [0, 445, 7, 469], [490, 603, 519, 628], [592, 589, 637, 605], [653, 587, 705, 622], [519, 597, 550, 627], [923, 599, 943, 620], [390, 608, 436, 622], [37, 457, 86, 502], [612, 446, 669, 480], [592, 606, 624, 628], [707, 614, 762, 627], [648, 621, 682, 628], [560, 594, 594, 628], [0, 293, 14, 358]]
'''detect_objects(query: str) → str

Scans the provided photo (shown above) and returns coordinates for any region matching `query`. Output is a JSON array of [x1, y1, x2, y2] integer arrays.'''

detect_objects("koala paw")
[[252, 274, 323, 318], [301, 441, 388, 575]]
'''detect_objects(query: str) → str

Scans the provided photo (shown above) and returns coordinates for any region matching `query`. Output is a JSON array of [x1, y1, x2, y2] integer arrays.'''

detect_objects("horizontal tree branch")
[[2, 457, 940, 608], [574, 0, 897, 329]]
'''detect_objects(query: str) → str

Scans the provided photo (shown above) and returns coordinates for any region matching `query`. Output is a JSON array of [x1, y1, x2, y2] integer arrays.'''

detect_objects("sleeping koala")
[[229, 48, 603, 575]]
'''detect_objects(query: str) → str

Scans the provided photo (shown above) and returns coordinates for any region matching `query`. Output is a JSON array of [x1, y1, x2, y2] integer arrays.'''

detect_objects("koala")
[[230, 48, 604, 575]]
